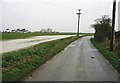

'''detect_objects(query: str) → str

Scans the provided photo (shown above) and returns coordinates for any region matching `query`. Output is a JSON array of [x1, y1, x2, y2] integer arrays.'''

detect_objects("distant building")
[[118, 1, 120, 31]]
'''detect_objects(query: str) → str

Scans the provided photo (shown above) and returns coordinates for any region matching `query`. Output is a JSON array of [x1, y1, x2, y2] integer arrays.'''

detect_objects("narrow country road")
[[25, 36, 118, 81], [0, 35, 74, 53]]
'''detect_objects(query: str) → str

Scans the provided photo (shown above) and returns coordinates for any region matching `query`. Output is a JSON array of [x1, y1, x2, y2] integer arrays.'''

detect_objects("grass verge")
[[90, 38, 120, 73], [2, 36, 81, 82]]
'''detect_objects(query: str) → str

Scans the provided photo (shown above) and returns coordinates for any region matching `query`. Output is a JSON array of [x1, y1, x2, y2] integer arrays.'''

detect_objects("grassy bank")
[[0, 32, 93, 40], [90, 38, 120, 73], [2, 36, 80, 82]]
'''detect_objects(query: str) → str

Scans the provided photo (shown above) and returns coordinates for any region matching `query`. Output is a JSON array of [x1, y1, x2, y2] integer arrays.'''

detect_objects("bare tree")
[[46, 28, 52, 33], [16, 28, 20, 33], [6, 28, 10, 33], [11, 30, 16, 33], [40, 28, 55, 33]]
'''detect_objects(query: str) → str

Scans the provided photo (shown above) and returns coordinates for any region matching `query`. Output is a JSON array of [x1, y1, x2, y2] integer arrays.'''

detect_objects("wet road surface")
[[25, 36, 118, 81]]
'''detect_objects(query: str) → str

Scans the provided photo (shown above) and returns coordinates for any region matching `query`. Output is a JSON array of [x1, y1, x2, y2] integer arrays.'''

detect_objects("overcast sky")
[[0, 0, 120, 33]]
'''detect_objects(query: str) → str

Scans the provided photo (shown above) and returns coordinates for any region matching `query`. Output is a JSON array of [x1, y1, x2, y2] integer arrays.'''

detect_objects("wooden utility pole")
[[110, 0, 116, 51], [76, 9, 81, 36]]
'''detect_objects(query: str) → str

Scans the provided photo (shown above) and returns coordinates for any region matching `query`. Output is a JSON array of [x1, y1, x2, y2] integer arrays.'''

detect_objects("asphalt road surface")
[[25, 36, 118, 81], [0, 35, 74, 53]]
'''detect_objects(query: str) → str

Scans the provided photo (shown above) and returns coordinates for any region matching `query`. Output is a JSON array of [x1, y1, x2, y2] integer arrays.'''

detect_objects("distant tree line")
[[2, 28, 58, 33], [2, 28, 29, 33], [39, 28, 58, 33]]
